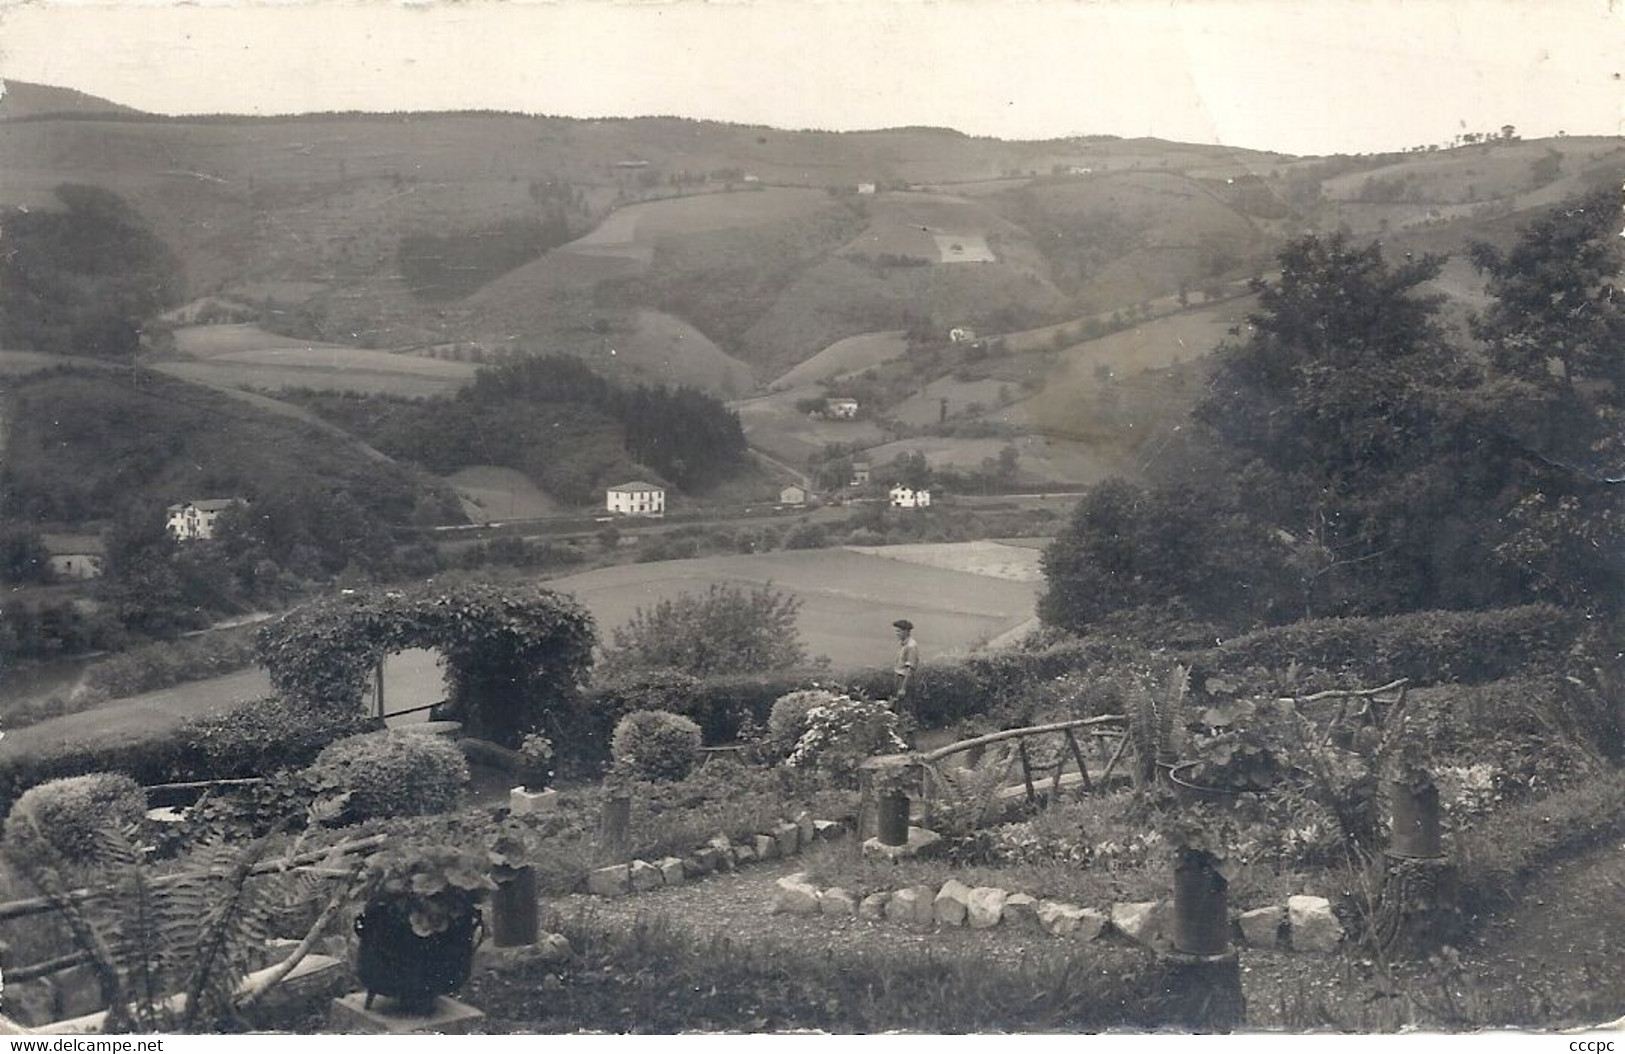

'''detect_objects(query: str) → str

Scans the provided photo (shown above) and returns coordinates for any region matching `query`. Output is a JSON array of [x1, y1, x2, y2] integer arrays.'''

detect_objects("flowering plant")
[[786, 695, 907, 786]]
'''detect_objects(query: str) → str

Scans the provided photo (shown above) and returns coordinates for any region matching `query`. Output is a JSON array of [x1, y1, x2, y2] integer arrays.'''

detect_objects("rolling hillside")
[[4, 80, 1617, 502]]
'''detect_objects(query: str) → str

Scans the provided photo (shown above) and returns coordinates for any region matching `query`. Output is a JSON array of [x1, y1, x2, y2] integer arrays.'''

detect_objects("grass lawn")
[[541, 546, 1040, 668]]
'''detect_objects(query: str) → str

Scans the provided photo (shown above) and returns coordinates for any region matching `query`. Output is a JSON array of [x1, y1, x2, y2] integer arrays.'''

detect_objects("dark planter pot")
[[1387, 779, 1443, 859], [490, 866, 540, 948], [877, 791, 910, 847], [355, 902, 483, 1013], [1172, 855, 1230, 957]]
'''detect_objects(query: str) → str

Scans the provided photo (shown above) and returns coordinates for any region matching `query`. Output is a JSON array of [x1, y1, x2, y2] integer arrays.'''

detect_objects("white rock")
[[965, 887, 1010, 929], [1238, 905, 1286, 949], [1111, 900, 1170, 949], [886, 886, 927, 924], [772, 875, 822, 915], [1002, 893, 1041, 930], [1287, 895, 1343, 954], [754, 834, 780, 861], [586, 864, 630, 897], [657, 856, 686, 886], [708, 834, 736, 871], [537, 932, 574, 963], [1037, 900, 1107, 941], [934, 879, 973, 926], [906, 884, 938, 925], [859, 892, 891, 920], [629, 859, 664, 893], [813, 819, 845, 841], [794, 811, 817, 846], [820, 887, 859, 917]]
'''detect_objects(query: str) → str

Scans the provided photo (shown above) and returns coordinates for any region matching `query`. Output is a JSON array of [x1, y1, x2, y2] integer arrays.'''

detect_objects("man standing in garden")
[[892, 619, 919, 710]]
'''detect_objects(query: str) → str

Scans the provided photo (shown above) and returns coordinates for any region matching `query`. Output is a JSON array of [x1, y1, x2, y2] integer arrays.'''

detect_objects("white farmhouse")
[[826, 398, 859, 419], [948, 327, 977, 344], [606, 481, 666, 518], [167, 498, 247, 541], [780, 485, 810, 506], [856, 182, 878, 195], [889, 485, 932, 509]]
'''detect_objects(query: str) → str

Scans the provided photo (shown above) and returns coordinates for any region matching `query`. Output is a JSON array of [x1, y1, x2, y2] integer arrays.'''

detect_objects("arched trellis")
[[256, 583, 596, 747]]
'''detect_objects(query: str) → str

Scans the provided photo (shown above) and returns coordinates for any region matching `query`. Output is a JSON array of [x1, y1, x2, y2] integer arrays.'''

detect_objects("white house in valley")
[[167, 498, 247, 541], [779, 485, 810, 505], [889, 485, 932, 509], [606, 481, 666, 518], [826, 398, 859, 419]]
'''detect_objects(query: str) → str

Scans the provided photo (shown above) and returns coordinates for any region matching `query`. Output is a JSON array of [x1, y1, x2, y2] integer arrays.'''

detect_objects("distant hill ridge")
[[0, 80, 144, 120]]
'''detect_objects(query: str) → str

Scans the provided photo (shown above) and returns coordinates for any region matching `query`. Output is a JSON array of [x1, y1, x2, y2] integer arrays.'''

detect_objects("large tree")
[[1468, 192, 1625, 608]]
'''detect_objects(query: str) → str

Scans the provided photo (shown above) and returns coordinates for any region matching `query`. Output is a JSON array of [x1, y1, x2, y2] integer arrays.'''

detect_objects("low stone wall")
[[772, 875, 1345, 955], [584, 812, 847, 897]]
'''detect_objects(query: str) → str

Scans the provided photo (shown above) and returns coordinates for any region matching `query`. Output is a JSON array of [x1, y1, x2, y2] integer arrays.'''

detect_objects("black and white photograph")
[[0, 0, 1621, 1037]]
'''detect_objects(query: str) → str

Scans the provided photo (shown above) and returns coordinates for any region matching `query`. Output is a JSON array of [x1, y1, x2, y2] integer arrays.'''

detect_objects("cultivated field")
[[771, 331, 908, 389], [542, 546, 1041, 668], [446, 465, 565, 522], [844, 540, 1045, 582], [862, 433, 1126, 486], [732, 390, 889, 467], [157, 323, 476, 396]]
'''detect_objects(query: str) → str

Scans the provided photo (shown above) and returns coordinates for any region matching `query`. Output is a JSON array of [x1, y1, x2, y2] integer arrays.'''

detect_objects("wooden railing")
[[920, 714, 1132, 806]]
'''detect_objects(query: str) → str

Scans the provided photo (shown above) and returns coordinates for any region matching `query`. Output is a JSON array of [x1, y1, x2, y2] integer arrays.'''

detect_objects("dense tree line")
[[0, 184, 182, 358], [398, 212, 576, 300], [1041, 191, 1625, 632], [350, 354, 749, 499]]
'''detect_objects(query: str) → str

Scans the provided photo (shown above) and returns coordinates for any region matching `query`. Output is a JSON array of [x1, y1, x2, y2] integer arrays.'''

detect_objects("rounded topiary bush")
[[3, 773, 148, 865], [305, 730, 469, 822], [611, 709, 703, 781]]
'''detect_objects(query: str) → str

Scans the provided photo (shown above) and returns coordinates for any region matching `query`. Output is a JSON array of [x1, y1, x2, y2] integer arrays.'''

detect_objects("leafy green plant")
[[518, 732, 555, 790], [355, 844, 495, 938], [1183, 698, 1289, 792]]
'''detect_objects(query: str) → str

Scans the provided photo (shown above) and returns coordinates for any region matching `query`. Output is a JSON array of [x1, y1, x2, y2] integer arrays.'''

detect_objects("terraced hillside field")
[[159, 323, 476, 397]]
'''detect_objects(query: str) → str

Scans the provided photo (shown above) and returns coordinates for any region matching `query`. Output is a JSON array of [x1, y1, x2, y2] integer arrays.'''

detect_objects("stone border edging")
[[584, 811, 847, 897], [771, 875, 1346, 954]]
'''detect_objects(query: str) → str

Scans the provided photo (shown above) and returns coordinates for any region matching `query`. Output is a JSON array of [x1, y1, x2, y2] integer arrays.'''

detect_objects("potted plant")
[[509, 732, 558, 815], [1383, 738, 1443, 859], [486, 825, 540, 948], [1172, 698, 1288, 802], [353, 845, 494, 1013], [1160, 806, 1237, 958], [860, 754, 918, 847]]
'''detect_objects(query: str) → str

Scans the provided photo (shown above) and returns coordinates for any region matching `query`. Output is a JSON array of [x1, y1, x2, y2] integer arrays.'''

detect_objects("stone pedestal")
[[329, 993, 486, 1034], [509, 786, 558, 816], [860, 826, 942, 862], [1146, 950, 1245, 1032]]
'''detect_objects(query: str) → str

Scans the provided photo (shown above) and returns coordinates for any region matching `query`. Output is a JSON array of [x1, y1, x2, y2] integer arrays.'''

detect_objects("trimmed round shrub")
[[305, 730, 469, 822], [3, 773, 147, 865], [611, 709, 703, 782]]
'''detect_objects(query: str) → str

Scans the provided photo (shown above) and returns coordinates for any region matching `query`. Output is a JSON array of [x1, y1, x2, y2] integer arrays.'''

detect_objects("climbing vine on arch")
[[256, 582, 597, 747]]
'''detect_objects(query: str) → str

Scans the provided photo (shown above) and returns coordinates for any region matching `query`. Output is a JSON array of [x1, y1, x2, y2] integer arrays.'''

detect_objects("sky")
[[0, 0, 1620, 156]]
